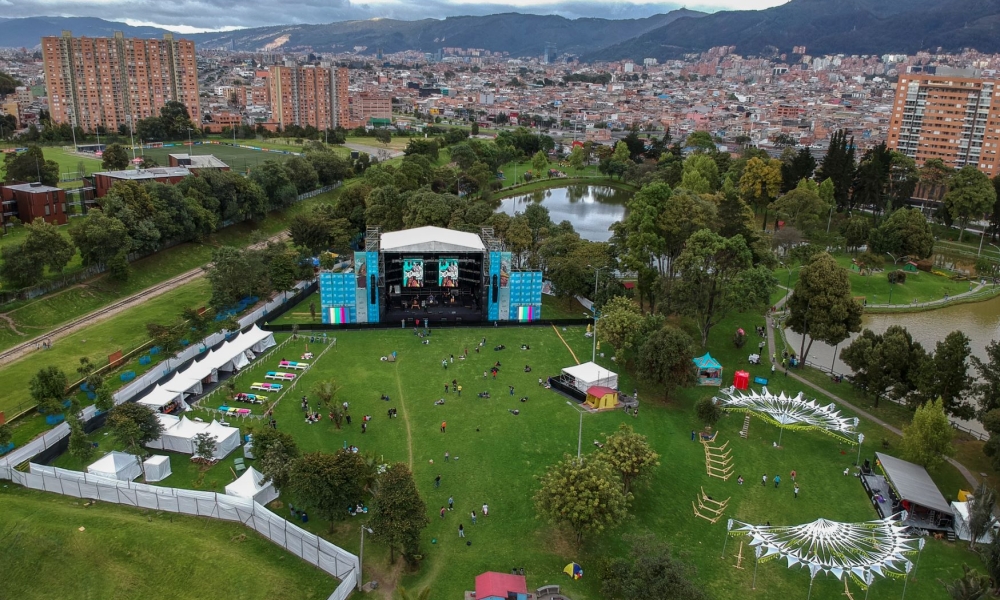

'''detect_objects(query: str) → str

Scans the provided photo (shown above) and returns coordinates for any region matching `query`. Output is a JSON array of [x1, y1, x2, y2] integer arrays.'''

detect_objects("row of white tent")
[[81, 453, 277, 505], [137, 326, 276, 413], [148, 414, 241, 460]]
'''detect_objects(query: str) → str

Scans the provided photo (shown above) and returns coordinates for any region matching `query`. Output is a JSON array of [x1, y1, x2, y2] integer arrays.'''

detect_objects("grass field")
[[137, 143, 298, 172], [0, 485, 335, 600], [181, 314, 977, 599]]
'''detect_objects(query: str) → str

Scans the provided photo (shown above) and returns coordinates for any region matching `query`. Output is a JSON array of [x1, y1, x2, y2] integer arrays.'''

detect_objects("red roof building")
[[474, 572, 528, 600]]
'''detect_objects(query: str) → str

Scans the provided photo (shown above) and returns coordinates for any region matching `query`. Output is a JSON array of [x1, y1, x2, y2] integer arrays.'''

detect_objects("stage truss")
[[728, 515, 923, 589], [716, 387, 860, 444]]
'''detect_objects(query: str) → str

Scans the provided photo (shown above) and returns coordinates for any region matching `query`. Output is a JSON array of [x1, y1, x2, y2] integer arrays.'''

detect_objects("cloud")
[[2, 0, 791, 30]]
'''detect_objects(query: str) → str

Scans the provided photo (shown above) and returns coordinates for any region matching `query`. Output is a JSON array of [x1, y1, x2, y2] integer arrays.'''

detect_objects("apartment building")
[[887, 72, 1000, 175], [269, 63, 349, 130], [42, 31, 200, 133], [349, 92, 392, 126]]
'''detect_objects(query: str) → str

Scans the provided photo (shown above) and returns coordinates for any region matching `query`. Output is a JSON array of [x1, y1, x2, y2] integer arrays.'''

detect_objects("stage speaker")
[[492, 274, 499, 303], [370, 275, 377, 304]]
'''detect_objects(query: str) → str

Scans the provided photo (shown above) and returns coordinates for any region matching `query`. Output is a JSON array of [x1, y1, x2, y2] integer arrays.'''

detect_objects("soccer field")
[[137, 143, 300, 172], [208, 323, 973, 600]]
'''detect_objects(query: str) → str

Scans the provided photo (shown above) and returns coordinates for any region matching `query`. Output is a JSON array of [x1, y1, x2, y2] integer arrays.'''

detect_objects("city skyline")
[[2, 0, 791, 32]]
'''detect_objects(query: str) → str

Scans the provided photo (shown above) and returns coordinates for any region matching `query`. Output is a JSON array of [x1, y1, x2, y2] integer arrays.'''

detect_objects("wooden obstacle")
[[740, 415, 751, 439], [703, 439, 734, 480], [733, 540, 746, 569], [842, 578, 855, 600], [692, 487, 730, 524]]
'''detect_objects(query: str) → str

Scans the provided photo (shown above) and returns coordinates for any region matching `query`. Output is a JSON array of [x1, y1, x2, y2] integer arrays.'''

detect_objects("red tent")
[[475, 572, 528, 600], [733, 370, 750, 390]]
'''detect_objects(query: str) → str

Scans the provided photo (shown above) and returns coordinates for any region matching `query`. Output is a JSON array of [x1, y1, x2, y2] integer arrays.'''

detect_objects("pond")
[[495, 184, 632, 242]]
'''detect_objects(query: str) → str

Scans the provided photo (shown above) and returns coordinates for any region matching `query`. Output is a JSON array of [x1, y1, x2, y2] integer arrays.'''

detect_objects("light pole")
[[779, 262, 792, 290], [991, 243, 1000, 288], [587, 265, 603, 362], [187, 127, 195, 156], [567, 400, 584, 463], [826, 204, 835, 233], [357, 525, 373, 591]]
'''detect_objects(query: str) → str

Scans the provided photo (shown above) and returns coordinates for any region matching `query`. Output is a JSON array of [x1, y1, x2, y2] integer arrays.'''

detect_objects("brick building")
[[349, 92, 392, 127], [42, 31, 200, 133], [887, 71, 1000, 175], [202, 112, 243, 133], [91, 167, 191, 198], [0, 182, 68, 226], [268, 63, 349, 130]]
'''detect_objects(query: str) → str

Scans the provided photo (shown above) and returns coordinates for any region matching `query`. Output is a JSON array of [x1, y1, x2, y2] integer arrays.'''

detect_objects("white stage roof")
[[381, 226, 486, 253]]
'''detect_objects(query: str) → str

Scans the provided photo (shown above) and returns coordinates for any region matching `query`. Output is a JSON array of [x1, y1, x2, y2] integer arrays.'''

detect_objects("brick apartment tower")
[[269, 63, 349, 130], [42, 31, 200, 133], [887, 73, 1000, 176]]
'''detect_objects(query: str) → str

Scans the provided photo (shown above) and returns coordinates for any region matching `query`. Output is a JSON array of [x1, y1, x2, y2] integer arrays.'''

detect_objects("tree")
[[67, 415, 94, 461], [306, 150, 351, 186], [974, 340, 1000, 417], [816, 129, 856, 211], [283, 156, 319, 194], [684, 131, 715, 152], [99, 180, 161, 254], [159, 100, 196, 140], [739, 157, 783, 228], [266, 244, 303, 293], [531, 150, 548, 176], [841, 216, 871, 254], [786, 253, 863, 364], [253, 428, 301, 490], [966, 483, 997, 551], [206, 246, 270, 310], [598, 296, 645, 359], [101, 143, 130, 171], [30, 365, 67, 416], [672, 230, 775, 347], [94, 383, 114, 413], [0, 243, 43, 289], [568, 145, 585, 170], [780, 147, 817, 193], [636, 326, 697, 399], [696, 397, 722, 427], [108, 402, 164, 458], [0, 423, 11, 449], [3, 145, 59, 186], [192, 431, 217, 461], [901, 398, 954, 469], [369, 463, 429, 564], [770, 181, 830, 234], [682, 154, 720, 193], [311, 378, 344, 428], [945, 166, 996, 242], [980, 533, 1000, 594], [841, 326, 927, 408], [288, 451, 373, 528], [919, 331, 974, 419], [471, 122, 480, 136], [599, 423, 659, 495], [534, 454, 631, 545], [250, 160, 298, 209], [939, 564, 993, 600], [69, 209, 130, 270], [365, 186, 406, 231], [870, 207, 935, 259], [601, 534, 705, 600]]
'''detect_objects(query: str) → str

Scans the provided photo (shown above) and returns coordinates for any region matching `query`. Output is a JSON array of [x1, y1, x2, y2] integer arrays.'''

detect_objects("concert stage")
[[320, 226, 543, 325]]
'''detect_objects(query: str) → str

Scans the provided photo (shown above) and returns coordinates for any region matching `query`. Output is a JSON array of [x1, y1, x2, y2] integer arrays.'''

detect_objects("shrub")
[[887, 270, 907, 285], [695, 397, 722, 426]]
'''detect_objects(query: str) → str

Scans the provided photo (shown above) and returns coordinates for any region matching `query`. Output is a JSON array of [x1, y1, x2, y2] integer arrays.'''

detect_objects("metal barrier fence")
[[0, 460, 358, 600]]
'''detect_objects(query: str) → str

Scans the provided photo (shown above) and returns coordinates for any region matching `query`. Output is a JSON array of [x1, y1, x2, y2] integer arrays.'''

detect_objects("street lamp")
[[567, 401, 584, 463], [586, 265, 603, 362], [187, 127, 195, 156], [358, 525, 374, 591], [885, 252, 902, 305]]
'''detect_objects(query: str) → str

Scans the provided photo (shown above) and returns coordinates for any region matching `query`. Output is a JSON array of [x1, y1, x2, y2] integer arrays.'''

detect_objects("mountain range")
[[3, 0, 1000, 60]]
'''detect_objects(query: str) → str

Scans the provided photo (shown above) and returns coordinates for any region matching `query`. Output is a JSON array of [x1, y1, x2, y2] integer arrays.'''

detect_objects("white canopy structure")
[[729, 515, 921, 588], [87, 451, 142, 482], [136, 385, 188, 413], [561, 362, 618, 394], [225, 466, 279, 506], [716, 387, 860, 444], [241, 326, 276, 354], [952, 501, 998, 543], [143, 455, 172, 482], [146, 416, 240, 460], [380, 225, 486, 253], [162, 372, 204, 397]]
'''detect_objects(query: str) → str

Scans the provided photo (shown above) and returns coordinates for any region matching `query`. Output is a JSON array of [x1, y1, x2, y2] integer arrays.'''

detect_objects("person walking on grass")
[[471, 510, 477, 524], [774, 474, 781, 489], [441, 420, 447, 433], [459, 524, 465, 538], [435, 474, 441, 488], [762, 473, 767, 486], [794, 484, 800, 499], [445, 451, 450, 462], [482, 503, 489, 517], [448, 496, 454, 511], [790, 469, 796, 482], [440, 506, 446, 518], [457, 385, 462, 396]]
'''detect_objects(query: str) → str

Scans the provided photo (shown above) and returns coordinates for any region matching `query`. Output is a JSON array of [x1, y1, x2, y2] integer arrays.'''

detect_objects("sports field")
[[136, 143, 299, 172], [201, 319, 975, 600]]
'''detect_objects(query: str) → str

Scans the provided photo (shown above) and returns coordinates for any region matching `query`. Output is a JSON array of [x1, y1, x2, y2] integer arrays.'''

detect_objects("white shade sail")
[[716, 387, 859, 443]]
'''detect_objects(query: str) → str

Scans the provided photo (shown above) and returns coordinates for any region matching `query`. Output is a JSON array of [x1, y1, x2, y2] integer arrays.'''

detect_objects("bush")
[[887, 270, 907, 284], [695, 397, 722, 426]]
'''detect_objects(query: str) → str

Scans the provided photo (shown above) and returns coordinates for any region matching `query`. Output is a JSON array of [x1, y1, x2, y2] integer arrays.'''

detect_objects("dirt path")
[[0, 231, 290, 369], [551, 325, 581, 364], [0, 314, 25, 337], [392, 361, 415, 469]]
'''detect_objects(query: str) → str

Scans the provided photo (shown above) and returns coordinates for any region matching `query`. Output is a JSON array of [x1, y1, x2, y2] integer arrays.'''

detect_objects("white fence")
[[0, 446, 358, 600]]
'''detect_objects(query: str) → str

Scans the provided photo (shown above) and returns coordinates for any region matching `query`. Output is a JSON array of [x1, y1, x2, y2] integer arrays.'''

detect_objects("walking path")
[[864, 281, 991, 310], [392, 362, 415, 469], [764, 287, 980, 488]]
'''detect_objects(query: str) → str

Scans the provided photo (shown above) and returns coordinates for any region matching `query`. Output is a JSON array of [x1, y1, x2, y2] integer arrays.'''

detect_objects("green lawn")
[[0, 485, 335, 600], [182, 317, 975, 600], [345, 135, 410, 151]]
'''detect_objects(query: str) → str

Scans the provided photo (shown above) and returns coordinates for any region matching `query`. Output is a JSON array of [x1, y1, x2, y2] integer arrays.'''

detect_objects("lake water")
[[495, 184, 632, 242]]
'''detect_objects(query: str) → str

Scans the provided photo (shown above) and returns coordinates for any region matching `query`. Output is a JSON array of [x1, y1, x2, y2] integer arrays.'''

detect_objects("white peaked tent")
[[225, 466, 279, 505], [242, 325, 276, 353], [136, 385, 188, 413], [143, 455, 172, 482], [162, 372, 204, 397], [952, 501, 998, 543], [561, 362, 618, 394], [87, 451, 142, 482], [147, 416, 240, 459]]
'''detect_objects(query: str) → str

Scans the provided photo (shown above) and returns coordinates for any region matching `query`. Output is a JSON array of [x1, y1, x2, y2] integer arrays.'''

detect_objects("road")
[[765, 287, 980, 489], [0, 231, 289, 369]]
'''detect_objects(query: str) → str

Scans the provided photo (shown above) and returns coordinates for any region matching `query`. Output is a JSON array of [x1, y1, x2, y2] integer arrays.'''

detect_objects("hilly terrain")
[[587, 0, 1000, 60], [186, 10, 705, 56], [0, 16, 171, 48]]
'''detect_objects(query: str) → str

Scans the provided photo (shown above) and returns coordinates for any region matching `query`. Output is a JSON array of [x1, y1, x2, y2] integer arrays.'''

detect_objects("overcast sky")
[[2, 0, 792, 32]]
